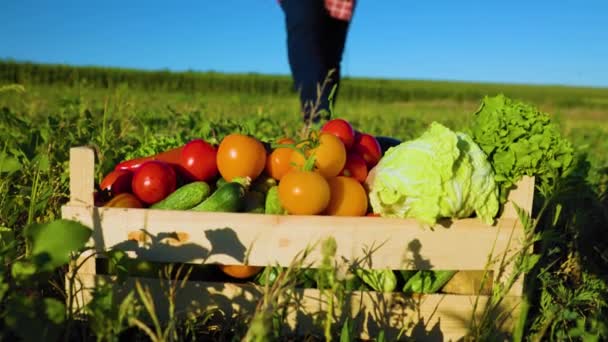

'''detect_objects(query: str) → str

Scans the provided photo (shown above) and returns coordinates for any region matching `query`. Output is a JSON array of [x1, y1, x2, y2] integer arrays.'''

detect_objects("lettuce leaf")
[[469, 94, 574, 203]]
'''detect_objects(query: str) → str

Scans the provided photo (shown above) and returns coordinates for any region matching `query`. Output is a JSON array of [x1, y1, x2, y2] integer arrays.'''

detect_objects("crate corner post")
[[62, 146, 98, 312]]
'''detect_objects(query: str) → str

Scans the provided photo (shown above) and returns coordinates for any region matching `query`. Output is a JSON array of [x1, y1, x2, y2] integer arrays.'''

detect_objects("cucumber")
[[244, 191, 266, 213], [265, 186, 287, 215], [150, 181, 211, 210], [251, 175, 277, 194], [216, 177, 228, 189], [191, 182, 247, 212], [216, 176, 251, 190]]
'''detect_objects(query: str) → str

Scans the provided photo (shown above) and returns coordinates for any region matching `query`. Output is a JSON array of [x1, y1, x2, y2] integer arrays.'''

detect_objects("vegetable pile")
[[95, 94, 574, 292]]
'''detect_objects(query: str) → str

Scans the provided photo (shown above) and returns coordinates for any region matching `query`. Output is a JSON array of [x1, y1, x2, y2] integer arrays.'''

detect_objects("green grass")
[[0, 80, 607, 341]]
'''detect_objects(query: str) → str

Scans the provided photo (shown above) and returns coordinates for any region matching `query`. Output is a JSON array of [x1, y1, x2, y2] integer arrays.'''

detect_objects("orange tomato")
[[217, 134, 267, 181], [288, 147, 307, 172], [104, 193, 144, 208], [288, 133, 346, 178], [324, 176, 368, 216], [265, 137, 296, 180], [278, 170, 330, 215], [312, 133, 347, 178], [219, 265, 263, 279], [277, 137, 296, 145]]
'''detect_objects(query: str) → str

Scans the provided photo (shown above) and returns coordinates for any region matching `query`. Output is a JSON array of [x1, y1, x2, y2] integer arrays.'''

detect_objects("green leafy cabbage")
[[366, 122, 499, 225]]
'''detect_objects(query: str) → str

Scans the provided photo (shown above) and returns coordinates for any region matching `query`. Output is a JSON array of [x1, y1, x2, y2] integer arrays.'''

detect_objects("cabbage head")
[[366, 122, 499, 225]]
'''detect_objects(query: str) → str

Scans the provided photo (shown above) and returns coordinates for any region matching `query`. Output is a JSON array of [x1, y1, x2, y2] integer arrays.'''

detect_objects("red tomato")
[[180, 139, 218, 182], [321, 119, 356, 150], [354, 133, 382, 168], [340, 152, 368, 183], [131, 161, 177, 205], [100, 169, 133, 195]]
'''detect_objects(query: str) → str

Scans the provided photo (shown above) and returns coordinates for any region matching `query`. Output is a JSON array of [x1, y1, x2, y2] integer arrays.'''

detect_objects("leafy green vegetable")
[[121, 134, 186, 161], [401, 270, 456, 294], [355, 268, 397, 292], [469, 94, 574, 203], [367, 122, 499, 225]]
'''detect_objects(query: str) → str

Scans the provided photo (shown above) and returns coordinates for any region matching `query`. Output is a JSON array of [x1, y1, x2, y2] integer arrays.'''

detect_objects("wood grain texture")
[[80, 275, 520, 341], [62, 205, 525, 271], [68, 147, 95, 207]]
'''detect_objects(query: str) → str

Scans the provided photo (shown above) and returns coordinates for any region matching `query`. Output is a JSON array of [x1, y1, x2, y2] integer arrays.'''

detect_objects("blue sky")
[[2, 0, 607, 87]]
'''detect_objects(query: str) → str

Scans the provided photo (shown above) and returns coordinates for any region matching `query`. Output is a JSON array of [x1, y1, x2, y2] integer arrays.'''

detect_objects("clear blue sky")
[[2, 0, 607, 87]]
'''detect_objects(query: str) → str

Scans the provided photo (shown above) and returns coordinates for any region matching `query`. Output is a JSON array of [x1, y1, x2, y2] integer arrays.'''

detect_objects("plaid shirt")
[[324, 0, 355, 21], [279, 0, 355, 21]]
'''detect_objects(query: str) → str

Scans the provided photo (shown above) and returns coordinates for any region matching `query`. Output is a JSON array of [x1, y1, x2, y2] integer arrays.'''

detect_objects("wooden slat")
[[62, 205, 525, 270], [75, 275, 519, 341], [502, 176, 535, 219], [69, 147, 95, 207]]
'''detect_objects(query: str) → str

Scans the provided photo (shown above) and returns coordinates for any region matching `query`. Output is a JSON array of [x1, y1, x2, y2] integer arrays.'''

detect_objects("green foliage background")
[[0, 61, 607, 341]]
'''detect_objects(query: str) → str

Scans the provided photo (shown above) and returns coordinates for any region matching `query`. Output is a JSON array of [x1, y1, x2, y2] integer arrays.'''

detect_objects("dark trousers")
[[280, 0, 352, 122]]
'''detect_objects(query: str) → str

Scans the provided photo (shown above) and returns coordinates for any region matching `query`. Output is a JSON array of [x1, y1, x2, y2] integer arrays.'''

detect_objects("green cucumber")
[[216, 176, 251, 190], [150, 181, 211, 210], [251, 175, 277, 194], [265, 186, 286, 215], [244, 191, 266, 213], [191, 182, 247, 212]]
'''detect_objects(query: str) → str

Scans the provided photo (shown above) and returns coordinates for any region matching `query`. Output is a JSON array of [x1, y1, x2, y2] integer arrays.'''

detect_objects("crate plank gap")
[[62, 146, 535, 341]]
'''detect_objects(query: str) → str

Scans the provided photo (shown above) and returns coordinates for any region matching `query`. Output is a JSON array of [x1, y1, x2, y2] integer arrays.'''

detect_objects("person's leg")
[[319, 13, 351, 118], [281, 0, 331, 122]]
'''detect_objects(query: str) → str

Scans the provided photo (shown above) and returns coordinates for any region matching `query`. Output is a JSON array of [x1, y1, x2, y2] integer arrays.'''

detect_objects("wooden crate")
[[61, 146, 534, 341]]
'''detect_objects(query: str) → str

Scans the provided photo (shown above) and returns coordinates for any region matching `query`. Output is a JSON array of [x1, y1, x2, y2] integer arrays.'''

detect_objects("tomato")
[[313, 133, 347, 178], [339, 152, 368, 183], [289, 133, 346, 177], [324, 176, 368, 216], [278, 170, 330, 215], [131, 161, 177, 205], [354, 133, 382, 168], [104, 193, 144, 208], [100, 169, 133, 195], [115, 146, 184, 171], [287, 140, 310, 172], [277, 137, 296, 145], [218, 265, 263, 279], [266, 147, 294, 181], [321, 118, 356, 150], [180, 139, 218, 182], [217, 134, 267, 182]]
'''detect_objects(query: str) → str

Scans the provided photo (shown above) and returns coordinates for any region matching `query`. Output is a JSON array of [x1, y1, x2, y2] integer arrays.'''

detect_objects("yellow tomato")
[[324, 176, 368, 216], [312, 133, 347, 178], [288, 133, 346, 178], [104, 193, 144, 208], [217, 134, 267, 181], [266, 147, 294, 180], [278, 170, 330, 215]]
